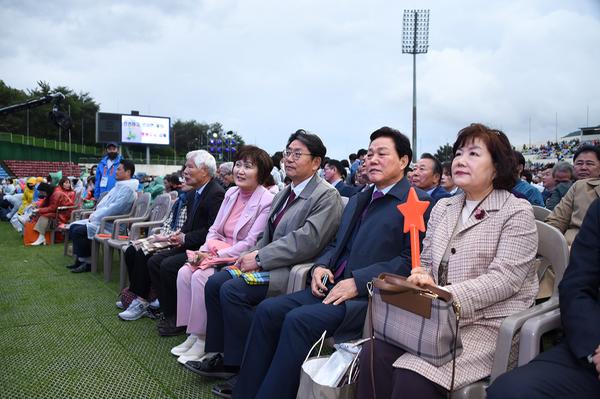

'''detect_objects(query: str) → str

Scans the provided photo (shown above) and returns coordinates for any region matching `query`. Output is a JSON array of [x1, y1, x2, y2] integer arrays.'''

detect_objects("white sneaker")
[[116, 300, 124, 309], [30, 235, 46, 246], [176, 339, 206, 364], [149, 298, 160, 310], [118, 298, 149, 321], [170, 335, 197, 356]]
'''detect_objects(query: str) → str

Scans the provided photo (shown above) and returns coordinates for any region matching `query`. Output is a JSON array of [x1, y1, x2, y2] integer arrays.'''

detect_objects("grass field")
[[0, 222, 216, 398]]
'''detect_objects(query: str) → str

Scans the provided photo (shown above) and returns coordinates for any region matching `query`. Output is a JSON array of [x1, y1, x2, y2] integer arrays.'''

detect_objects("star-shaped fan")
[[397, 187, 430, 269]]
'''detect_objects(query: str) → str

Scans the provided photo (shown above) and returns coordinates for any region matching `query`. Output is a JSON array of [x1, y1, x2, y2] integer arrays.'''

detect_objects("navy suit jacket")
[[334, 180, 359, 198], [558, 197, 600, 362], [313, 177, 432, 341], [429, 185, 452, 204]]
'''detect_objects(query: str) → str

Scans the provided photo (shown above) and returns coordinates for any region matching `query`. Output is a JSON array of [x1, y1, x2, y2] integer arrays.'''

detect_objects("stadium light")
[[402, 9, 430, 162]]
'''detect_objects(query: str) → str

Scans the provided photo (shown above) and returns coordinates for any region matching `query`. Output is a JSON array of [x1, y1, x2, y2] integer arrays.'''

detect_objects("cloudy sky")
[[2, 0, 599, 160]]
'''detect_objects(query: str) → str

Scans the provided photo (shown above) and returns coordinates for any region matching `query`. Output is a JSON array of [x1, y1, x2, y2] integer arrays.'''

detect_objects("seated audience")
[[171, 146, 275, 364], [545, 162, 575, 210], [513, 150, 545, 206], [323, 159, 358, 197], [540, 163, 556, 203], [163, 173, 182, 193], [441, 161, 461, 196], [183, 130, 344, 397], [217, 162, 235, 190], [148, 151, 225, 336], [487, 198, 600, 399], [232, 127, 432, 399], [117, 182, 192, 313], [270, 151, 285, 191], [68, 160, 138, 273], [357, 123, 538, 398], [573, 144, 600, 180], [28, 178, 75, 246], [545, 176, 600, 246], [412, 153, 451, 203]]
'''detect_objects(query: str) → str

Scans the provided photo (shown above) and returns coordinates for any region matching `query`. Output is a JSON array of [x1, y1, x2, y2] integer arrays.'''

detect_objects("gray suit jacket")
[[255, 174, 344, 297]]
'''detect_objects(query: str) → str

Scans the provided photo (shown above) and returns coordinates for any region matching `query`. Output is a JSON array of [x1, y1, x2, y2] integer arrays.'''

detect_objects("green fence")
[[0, 132, 186, 165]]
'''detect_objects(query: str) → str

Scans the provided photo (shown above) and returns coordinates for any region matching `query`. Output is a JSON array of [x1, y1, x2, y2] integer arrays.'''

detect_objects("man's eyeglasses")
[[283, 149, 313, 161]]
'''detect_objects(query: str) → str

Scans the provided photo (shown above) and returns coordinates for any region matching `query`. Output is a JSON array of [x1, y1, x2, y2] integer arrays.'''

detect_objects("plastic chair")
[[452, 220, 569, 398], [104, 193, 173, 288], [90, 193, 151, 280], [532, 205, 551, 222]]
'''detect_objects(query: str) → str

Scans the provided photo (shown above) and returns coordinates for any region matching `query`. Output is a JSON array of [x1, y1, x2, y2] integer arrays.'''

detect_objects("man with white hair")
[[217, 162, 235, 190], [120, 150, 225, 334]]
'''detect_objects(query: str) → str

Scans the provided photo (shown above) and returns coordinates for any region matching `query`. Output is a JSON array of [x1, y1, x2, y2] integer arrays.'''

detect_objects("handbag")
[[296, 331, 360, 399], [368, 272, 462, 392]]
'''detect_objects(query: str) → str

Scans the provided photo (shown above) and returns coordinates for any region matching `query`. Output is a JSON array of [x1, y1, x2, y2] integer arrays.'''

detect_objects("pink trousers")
[[176, 266, 215, 335]]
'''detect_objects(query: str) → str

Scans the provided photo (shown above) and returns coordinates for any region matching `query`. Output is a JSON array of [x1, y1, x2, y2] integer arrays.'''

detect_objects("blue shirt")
[[514, 180, 545, 207]]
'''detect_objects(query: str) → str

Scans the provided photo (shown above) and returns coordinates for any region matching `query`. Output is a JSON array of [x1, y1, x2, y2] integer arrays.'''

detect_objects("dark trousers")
[[487, 343, 600, 399], [147, 247, 187, 318], [204, 270, 268, 367], [234, 288, 347, 399], [356, 339, 447, 399], [70, 224, 91, 258], [124, 245, 153, 299]]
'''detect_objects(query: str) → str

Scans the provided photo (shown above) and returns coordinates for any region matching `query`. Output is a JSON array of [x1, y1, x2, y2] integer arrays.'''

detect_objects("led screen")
[[121, 115, 170, 145]]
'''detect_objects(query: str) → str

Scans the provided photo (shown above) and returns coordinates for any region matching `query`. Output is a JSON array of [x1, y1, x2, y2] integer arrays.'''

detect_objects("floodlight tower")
[[402, 9, 430, 162]]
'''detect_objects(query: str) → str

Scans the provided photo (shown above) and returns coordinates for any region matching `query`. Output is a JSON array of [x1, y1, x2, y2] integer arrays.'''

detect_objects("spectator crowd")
[[1, 126, 600, 399]]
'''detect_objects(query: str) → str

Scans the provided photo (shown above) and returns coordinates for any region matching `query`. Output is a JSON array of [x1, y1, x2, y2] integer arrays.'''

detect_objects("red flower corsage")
[[474, 208, 486, 220]]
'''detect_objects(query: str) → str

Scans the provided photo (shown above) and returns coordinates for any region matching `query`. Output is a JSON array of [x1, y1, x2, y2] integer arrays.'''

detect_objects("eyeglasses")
[[283, 149, 313, 161]]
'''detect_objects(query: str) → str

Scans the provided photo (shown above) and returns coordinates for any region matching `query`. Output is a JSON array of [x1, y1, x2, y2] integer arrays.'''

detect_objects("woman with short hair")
[[170, 145, 275, 363]]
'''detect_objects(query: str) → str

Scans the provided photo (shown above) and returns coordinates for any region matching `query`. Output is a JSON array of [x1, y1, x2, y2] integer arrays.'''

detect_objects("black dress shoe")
[[71, 263, 91, 273], [157, 316, 186, 337], [184, 353, 238, 379], [211, 374, 238, 398], [66, 259, 82, 269]]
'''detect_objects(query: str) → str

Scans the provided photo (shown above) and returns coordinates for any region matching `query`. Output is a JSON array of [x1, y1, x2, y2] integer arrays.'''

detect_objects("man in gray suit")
[[185, 130, 344, 387]]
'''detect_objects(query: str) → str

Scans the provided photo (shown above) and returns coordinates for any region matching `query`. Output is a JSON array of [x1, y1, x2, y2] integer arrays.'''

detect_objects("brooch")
[[474, 208, 486, 220]]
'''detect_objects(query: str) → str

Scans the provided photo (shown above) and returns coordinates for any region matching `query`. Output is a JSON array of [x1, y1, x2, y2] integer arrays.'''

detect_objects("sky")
[[1, 0, 599, 161]]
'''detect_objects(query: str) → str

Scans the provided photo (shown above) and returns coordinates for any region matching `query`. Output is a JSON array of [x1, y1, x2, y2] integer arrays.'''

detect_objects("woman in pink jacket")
[[172, 146, 275, 363]]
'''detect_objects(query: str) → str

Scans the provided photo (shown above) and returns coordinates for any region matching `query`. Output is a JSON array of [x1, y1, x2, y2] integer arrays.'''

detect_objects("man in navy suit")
[[324, 159, 358, 197], [230, 127, 432, 399], [487, 198, 600, 398], [412, 152, 451, 204]]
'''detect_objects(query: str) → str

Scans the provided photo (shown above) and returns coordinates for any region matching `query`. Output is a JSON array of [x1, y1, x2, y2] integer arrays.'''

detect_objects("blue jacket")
[[94, 154, 123, 199], [313, 177, 432, 341], [513, 180, 544, 207]]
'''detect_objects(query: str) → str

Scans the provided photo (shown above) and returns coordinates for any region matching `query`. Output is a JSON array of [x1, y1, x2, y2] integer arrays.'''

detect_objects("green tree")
[[435, 143, 454, 163]]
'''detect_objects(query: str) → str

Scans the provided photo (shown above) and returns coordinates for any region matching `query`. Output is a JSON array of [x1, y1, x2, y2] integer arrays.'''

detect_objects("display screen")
[[121, 115, 170, 145]]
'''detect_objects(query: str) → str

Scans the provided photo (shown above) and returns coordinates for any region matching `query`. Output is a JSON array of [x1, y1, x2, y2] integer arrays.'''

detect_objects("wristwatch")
[[255, 252, 262, 269]]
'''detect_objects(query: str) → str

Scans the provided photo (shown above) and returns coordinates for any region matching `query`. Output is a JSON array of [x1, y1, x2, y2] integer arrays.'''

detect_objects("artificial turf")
[[0, 222, 216, 398]]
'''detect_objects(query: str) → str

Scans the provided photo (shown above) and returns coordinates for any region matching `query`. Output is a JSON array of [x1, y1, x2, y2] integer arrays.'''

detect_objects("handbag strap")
[[303, 330, 327, 364], [367, 283, 377, 399], [448, 302, 462, 398]]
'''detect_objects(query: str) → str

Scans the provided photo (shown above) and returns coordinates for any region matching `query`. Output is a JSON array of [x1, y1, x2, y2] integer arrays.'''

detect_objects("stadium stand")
[[0, 165, 9, 179], [3, 160, 81, 178]]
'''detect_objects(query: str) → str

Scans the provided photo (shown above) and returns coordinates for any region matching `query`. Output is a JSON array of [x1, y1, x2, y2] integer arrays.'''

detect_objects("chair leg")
[[119, 247, 128, 290], [63, 230, 70, 256], [103, 243, 113, 283], [91, 239, 99, 273]]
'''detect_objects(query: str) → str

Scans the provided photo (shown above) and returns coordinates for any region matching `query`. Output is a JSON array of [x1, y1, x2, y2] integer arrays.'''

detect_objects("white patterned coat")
[[393, 189, 538, 390]]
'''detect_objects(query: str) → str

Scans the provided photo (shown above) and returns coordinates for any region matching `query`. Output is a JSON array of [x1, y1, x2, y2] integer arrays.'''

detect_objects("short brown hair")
[[452, 123, 517, 191], [234, 145, 274, 185]]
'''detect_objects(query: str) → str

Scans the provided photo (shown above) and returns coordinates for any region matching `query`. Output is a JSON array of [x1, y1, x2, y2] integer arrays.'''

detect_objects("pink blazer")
[[199, 185, 274, 258]]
